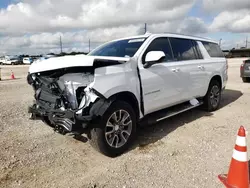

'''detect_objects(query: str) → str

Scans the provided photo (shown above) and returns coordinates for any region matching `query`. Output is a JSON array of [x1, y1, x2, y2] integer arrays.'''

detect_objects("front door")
[[138, 37, 184, 115]]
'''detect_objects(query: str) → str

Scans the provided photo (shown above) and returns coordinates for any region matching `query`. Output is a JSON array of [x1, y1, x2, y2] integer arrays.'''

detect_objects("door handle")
[[171, 68, 180, 73], [198, 65, 204, 70]]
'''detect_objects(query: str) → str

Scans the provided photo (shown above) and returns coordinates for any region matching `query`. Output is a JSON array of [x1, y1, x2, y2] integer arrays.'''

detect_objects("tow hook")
[[29, 113, 36, 120]]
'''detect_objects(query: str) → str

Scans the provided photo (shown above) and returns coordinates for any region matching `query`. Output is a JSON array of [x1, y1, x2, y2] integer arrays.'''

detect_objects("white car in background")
[[23, 57, 33, 64], [27, 33, 228, 157], [0, 56, 20, 65]]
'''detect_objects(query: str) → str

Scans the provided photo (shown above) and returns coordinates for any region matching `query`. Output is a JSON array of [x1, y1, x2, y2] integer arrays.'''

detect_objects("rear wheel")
[[203, 80, 221, 112], [242, 77, 249, 83], [88, 100, 137, 157]]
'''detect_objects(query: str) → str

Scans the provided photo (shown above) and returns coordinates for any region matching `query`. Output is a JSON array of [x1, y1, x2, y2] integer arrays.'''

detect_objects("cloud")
[[177, 17, 208, 34], [1, 0, 247, 55], [209, 9, 250, 33], [0, 0, 195, 34], [0, 17, 210, 55], [203, 0, 250, 33], [202, 0, 250, 12], [0, 25, 141, 55], [0, 0, 212, 54]]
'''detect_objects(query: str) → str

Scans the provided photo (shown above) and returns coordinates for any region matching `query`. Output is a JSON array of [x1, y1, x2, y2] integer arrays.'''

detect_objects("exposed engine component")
[[27, 68, 97, 134], [58, 73, 94, 109]]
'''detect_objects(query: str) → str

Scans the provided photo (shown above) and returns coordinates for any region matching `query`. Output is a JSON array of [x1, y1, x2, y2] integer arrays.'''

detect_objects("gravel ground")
[[0, 59, 249, 188]]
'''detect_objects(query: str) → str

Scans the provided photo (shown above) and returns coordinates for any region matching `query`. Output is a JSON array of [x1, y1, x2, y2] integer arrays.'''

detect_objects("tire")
[[203, 80, 221, 112], [242, 77, 249, 83], [88, 100, 137, 157]]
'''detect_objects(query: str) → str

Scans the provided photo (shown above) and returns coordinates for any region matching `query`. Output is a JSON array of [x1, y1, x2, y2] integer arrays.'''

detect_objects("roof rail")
[[163, 32, 213, 41]]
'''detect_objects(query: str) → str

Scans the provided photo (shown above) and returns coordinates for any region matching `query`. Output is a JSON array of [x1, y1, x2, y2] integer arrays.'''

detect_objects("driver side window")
[[143, 37, 173, 63]]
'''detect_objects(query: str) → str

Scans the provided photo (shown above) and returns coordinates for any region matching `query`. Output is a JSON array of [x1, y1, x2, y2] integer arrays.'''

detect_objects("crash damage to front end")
[[27, 55, 127, 134]]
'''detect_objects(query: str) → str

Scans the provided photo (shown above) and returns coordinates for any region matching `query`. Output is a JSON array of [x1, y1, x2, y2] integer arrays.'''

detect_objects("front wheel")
[[203, 80, 221, 112], [88, 100, 137, 157]]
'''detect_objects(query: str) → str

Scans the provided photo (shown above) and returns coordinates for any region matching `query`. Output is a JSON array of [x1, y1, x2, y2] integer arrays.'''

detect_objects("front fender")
[[91, 62, 140, 101]]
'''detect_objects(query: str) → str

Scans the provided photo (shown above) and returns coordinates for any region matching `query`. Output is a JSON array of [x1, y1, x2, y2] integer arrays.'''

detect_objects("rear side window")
[[169, 38, 197, 61], [201, 41, 224, 57], [144, 37, 173, 62]]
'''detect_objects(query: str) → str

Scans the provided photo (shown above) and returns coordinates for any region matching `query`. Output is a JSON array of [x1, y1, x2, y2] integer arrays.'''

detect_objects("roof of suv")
[[113, 32, 218, 44]]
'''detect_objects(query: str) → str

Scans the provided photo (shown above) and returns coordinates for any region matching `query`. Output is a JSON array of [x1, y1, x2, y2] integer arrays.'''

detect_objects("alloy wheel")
[[210, 85, 220, 108], [105, 110, 132, 148]]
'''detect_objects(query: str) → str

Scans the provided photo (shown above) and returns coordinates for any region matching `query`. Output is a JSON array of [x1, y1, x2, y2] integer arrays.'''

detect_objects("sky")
[[0, 0, 249, 55]]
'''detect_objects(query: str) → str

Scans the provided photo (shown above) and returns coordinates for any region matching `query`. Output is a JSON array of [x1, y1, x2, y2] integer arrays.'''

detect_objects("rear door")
[[168, 38, 207, 100]]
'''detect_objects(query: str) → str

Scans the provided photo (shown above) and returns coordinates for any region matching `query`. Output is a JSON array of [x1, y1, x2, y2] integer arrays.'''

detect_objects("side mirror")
[[144, 51, 165, 68]]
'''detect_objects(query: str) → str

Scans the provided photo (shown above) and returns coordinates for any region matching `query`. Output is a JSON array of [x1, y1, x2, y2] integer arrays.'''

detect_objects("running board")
[[139, 100, 203, 126], [156, 102, 203, 122]]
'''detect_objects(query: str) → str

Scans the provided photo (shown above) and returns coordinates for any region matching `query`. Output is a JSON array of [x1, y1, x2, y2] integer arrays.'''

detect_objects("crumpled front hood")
[[29, 55, 130, 74]]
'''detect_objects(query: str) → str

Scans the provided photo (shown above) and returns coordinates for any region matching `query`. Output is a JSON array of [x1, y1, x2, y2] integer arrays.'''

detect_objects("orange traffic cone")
[[218, 126, 249, 188], [11, 71, 15, 79]]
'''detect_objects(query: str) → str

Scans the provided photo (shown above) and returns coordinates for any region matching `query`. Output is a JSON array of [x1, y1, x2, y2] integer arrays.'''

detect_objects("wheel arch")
[[210, 75, 222, 89], [108, 91, 140, 121], [204, 74, 222, 96]]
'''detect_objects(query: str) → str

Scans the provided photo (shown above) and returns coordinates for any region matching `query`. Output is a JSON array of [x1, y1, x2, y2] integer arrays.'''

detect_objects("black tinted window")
[[202, 41, 224, 57], [145, 38, 173, 61], [169, 38, 197, 61]]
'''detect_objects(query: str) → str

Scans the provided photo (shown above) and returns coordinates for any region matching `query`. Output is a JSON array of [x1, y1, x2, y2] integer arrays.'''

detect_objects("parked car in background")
[[27, 33, 228, 157], [23, 57, 33, 64], [240, 59, 250, 82], [0, 56, 20, 65], [0, 57, 4, 65]]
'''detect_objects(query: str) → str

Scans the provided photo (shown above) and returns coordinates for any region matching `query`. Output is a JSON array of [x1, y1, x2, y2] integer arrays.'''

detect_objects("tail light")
[[241, 61, 245, 70]]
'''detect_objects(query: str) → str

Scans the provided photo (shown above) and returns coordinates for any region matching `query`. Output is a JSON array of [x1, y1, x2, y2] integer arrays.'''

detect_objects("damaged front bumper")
[[28, 88, 112, 134]]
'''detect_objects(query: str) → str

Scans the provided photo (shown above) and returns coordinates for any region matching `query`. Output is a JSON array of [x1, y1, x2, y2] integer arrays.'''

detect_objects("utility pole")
[[219, 38, 222, 47], [88, 39, 90, 53], [144, 23, 147, 34], [246, 37, 248, 48], [60, 36, 63, 54]]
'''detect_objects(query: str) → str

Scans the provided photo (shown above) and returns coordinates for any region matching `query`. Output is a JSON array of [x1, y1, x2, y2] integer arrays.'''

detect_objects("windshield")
[[88, 38, 146, 57]]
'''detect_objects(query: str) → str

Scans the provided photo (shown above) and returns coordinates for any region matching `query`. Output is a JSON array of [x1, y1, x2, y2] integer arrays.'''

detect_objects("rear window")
[[201, 41, 224, 57]]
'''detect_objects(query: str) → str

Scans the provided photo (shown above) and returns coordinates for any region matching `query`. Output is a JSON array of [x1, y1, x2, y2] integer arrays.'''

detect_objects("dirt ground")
[[0, 58, 249, 188]]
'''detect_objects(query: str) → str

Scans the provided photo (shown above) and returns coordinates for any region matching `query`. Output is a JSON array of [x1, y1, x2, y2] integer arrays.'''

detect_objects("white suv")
[[27, 33, 228, 157]]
